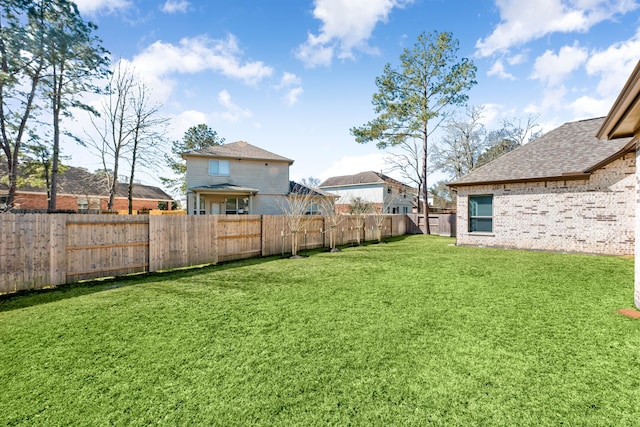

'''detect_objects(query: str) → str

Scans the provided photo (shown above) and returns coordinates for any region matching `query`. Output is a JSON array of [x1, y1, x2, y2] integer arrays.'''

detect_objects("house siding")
[[185, 155, 291, 215], [320, 184, 414, 214], [455, 154, 635, 256]]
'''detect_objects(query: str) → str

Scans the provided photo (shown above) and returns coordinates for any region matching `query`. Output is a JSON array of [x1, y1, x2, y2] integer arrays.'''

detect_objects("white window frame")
[[208, 160, 230, 176]]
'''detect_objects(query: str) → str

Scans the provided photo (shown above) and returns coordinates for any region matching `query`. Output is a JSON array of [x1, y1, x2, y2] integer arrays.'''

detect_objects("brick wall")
[[455, 154, 635, 256], [13, 192, 161, 212]]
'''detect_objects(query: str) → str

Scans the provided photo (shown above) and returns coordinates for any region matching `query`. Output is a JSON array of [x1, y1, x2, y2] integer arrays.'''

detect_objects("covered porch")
[[189, 183, 259, 215]]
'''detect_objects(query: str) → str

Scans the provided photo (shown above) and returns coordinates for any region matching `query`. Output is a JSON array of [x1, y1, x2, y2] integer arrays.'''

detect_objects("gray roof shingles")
[[448, 117, 634, 187], [183, 141, 294, 164], [319, 171, 413, 189]]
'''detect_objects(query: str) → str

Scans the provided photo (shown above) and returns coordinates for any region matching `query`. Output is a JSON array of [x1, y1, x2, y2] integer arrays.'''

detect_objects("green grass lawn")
[[1, 235, 638, 426]]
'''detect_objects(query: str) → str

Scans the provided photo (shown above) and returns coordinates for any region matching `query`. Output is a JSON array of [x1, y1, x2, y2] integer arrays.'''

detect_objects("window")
[[208, 160, 229, 176], [78, 198, 88, 210], [225, 197, 249, 214], [469, 195, 493, 233]]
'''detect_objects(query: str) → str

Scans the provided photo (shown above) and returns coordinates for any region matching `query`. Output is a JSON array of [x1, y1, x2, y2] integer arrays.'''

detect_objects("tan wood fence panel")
[[65, 215, 150, 282], [149, 215, 217, 271], [0, 214, 53, 293], [262, 215, 287, 256], [217, 215, 262, 262]]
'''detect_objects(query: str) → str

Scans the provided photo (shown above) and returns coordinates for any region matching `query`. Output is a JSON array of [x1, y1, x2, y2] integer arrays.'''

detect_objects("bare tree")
[[83, 62, 166, 212], [431, 106, 487, 179], [476, 114, 542, 167], [348, 196, 374, 245], [300, 176, 321, 189], [280, 185, 315, 257], [384, 139, 426, 210], [125, 80, 167, 213], [318, 195, 341, 252]]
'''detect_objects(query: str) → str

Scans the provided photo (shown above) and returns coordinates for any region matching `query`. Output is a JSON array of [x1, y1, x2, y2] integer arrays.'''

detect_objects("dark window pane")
[[470, 218, 492, 232]]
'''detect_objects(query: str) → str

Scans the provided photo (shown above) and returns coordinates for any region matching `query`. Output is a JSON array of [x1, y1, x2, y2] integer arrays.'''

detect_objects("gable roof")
[[448, 117, 634, 188], [0, 164, 173, 201], [319, 171, 414, 189], [182, 141, 294, 164]]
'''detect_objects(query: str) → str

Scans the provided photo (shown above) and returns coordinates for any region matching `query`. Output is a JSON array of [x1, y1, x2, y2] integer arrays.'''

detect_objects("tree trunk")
[[422, 125, 431, 235]]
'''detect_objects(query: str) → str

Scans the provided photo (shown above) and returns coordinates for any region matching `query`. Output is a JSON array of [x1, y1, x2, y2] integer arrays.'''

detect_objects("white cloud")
[[531, 44, 588, 86], [487, 60, 516, 80], [215, 90, 252, 123], [73, 0, 131, 15], [169, 110, 210, 139], [277, 72, 302, 89], [161, 0, 190, 14], [568, 95, 613, 118], [476, 0, 639, 57], [283, 87, 304, 106], [296, 0, 414, 67], [276, 72, 303, 106], [131, 34, 273, 87], [585, 28, 640, 97]]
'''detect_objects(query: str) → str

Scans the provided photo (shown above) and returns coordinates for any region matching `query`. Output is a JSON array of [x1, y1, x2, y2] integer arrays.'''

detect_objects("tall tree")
[[351, 31, 476, 234], [431, 106, 487, 179], [41, 0, 108, 210], [0, 0, 47, 210], [161, 123, 225, 197]]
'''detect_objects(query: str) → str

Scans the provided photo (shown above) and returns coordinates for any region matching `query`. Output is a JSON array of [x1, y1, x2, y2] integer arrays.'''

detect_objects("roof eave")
[[597, 60, 640, 140], [182, 152, 294, 164], [448, 173, 591, 188]]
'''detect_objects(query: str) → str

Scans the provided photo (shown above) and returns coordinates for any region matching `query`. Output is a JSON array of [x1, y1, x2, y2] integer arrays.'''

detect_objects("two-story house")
[[182, 141, 296, 215], [319, 171, 421, 214]]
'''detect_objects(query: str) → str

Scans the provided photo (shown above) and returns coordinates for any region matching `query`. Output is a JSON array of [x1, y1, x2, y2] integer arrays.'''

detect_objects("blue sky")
[[68, 0, 640, 189]]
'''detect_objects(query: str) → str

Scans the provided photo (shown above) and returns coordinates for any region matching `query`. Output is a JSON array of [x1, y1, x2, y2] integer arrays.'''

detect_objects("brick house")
[[319, 171, 421, 214], [0, 165, 173, 212], [597, 60, 640, 309], [449, 117, 635, 256]]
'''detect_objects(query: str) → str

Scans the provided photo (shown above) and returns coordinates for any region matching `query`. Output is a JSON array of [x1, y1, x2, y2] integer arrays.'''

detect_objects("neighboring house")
[[597, 60, 640, 309], [448, 117, 635, 256], [183, 141, 304, 215], [319, 171, 423, 214], [0, 164, 173, 212]]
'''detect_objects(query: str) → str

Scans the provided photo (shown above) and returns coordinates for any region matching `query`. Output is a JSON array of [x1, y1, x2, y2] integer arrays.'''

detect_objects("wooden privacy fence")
[[407, 214, 457, 237], [0, 213, 409, 295]]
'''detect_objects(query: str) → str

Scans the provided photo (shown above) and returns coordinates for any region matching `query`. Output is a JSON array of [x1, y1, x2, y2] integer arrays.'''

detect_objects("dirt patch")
[[617, 308, 640, 319]]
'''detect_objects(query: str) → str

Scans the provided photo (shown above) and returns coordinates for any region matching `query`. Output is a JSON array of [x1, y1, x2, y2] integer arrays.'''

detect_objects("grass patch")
[[1, 235, 638, 425]]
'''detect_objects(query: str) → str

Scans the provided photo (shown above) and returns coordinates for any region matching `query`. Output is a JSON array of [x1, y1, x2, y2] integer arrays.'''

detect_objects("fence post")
[[49, 214, 67, 286]]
